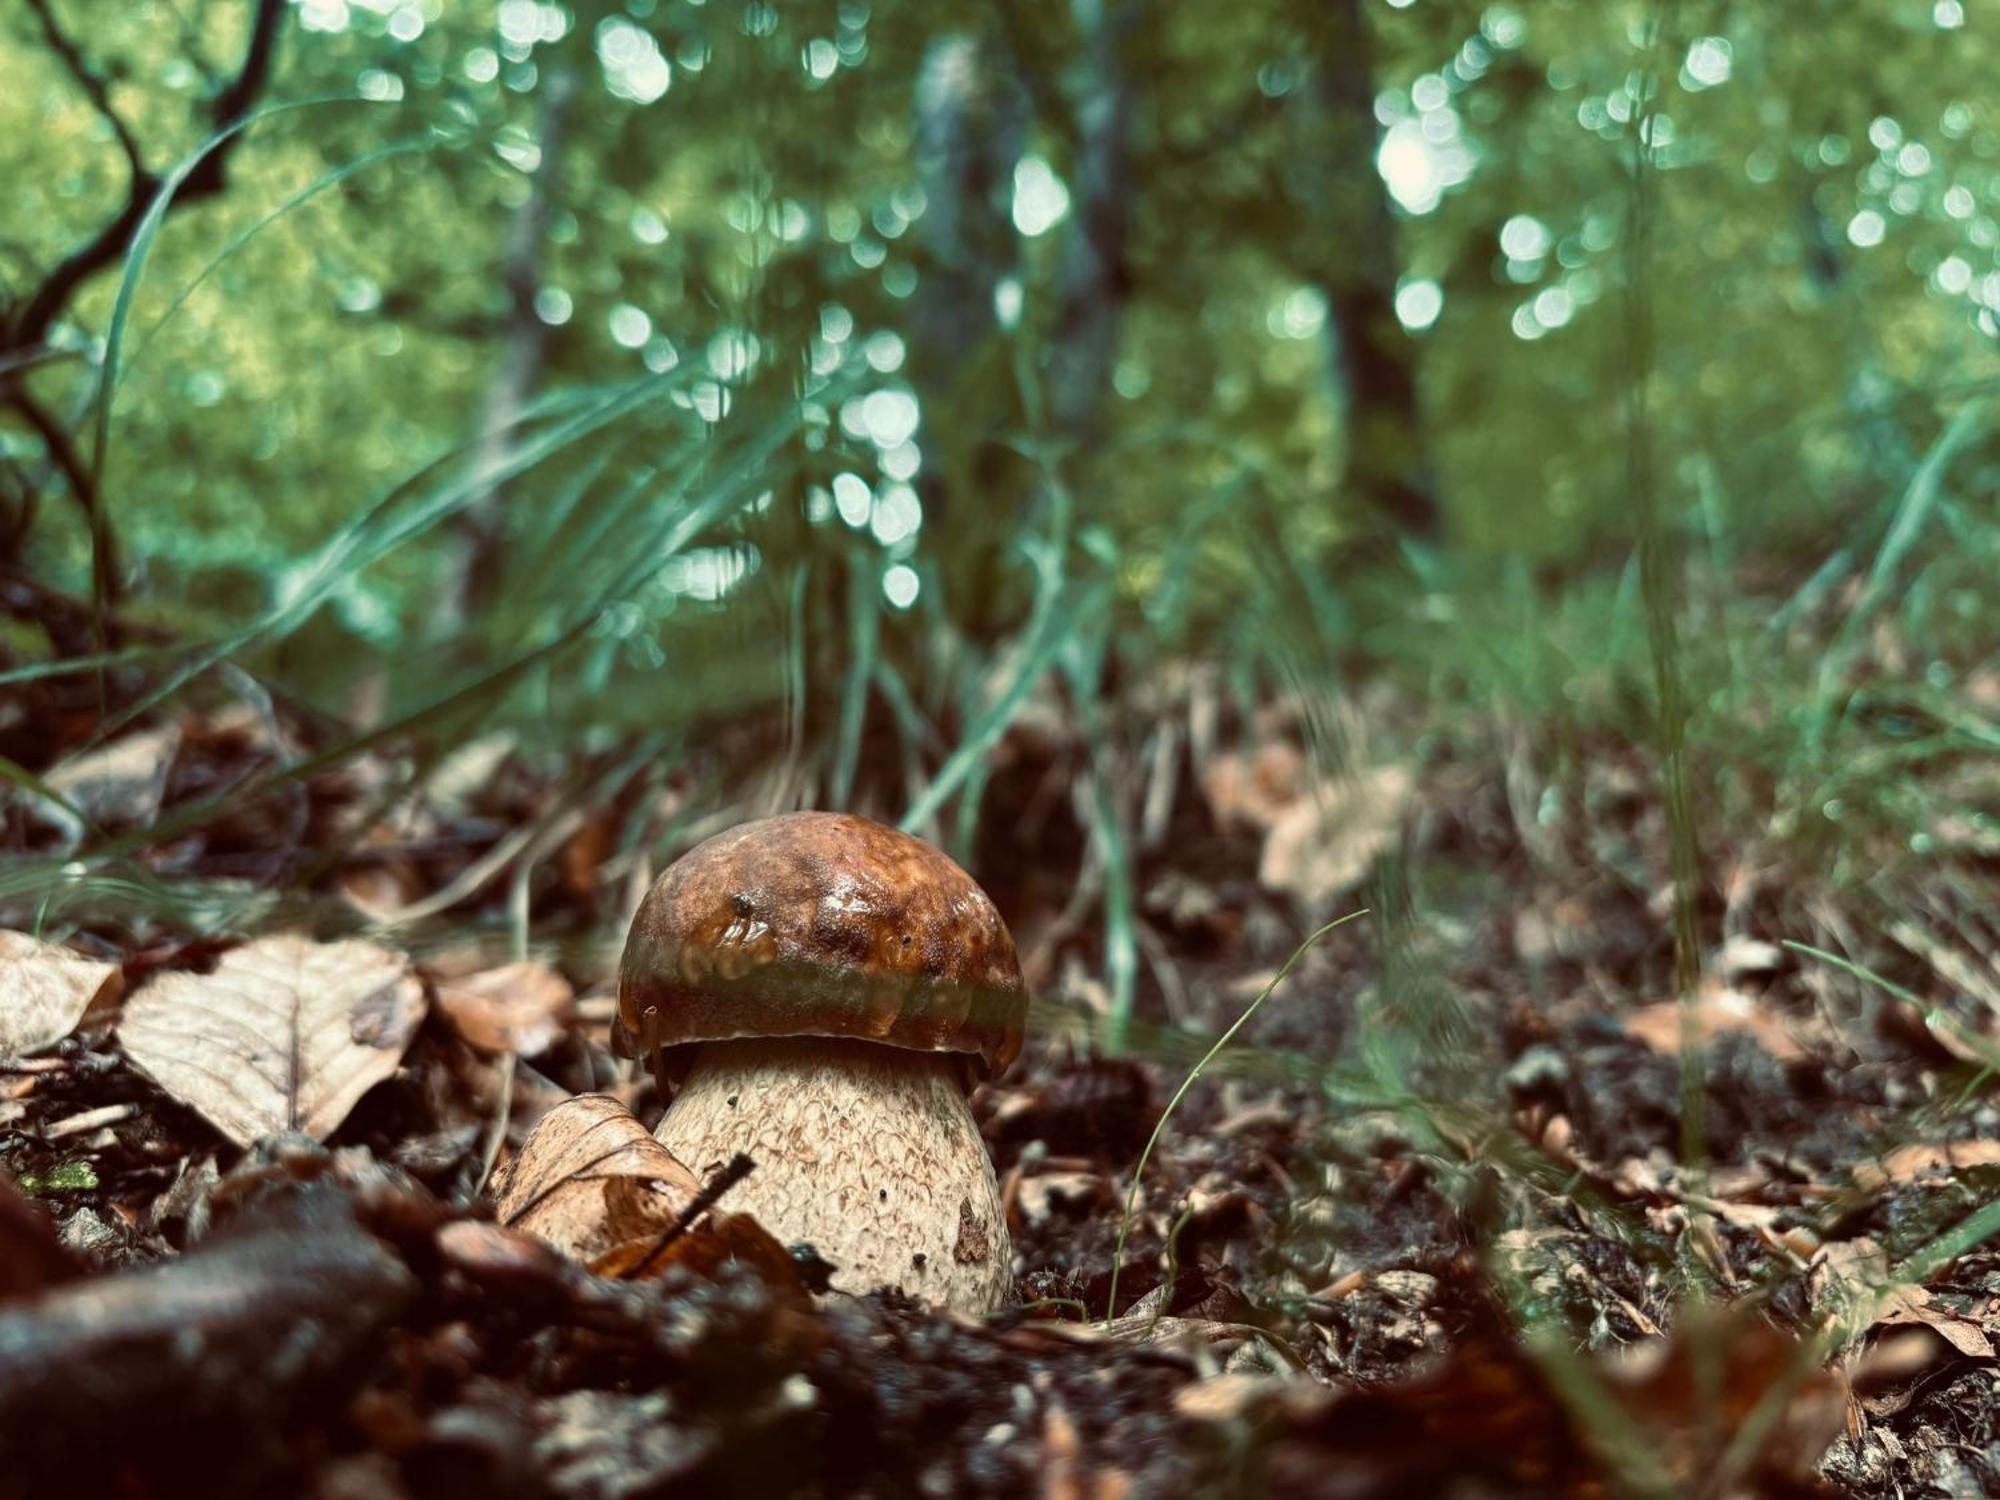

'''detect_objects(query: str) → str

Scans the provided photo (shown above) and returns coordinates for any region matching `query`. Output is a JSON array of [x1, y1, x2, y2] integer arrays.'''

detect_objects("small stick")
[[43, 1102, 136, 1139], [627, 1152, 755, 1279]]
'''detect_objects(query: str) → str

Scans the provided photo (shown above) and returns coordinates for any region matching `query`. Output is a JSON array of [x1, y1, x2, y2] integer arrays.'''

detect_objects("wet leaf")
[[117, 934, 426, 1147], [0, 930, 124, 1056]]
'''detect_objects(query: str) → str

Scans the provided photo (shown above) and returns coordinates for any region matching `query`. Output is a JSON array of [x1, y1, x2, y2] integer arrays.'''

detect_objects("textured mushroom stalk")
[[654, 1036, 1011, 1315]]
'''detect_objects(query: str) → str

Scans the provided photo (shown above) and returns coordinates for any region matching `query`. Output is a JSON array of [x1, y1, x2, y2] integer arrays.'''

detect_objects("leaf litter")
[[1, 684, 1998, 1497]]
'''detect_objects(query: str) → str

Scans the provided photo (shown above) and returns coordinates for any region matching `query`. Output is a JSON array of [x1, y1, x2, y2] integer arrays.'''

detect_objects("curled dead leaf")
[[117, 935, 426, 1147], [1871, 1284, 1994, 1360], [496, 1095, 801, 1293], [494, 1093, 704, 1265], [0, 932, 123, 1056]]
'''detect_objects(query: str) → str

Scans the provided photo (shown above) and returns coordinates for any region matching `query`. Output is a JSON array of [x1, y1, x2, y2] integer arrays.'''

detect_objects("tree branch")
[[4, 0, 285, 354], [6, 387, 120, 606], [25, 0, 148, 179]]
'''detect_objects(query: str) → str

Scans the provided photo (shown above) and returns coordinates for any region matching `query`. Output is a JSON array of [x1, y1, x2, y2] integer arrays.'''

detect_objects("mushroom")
[[612, 811, 1026, 1314]]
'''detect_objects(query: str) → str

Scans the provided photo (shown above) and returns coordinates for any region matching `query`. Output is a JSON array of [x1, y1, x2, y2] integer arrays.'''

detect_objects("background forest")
[[4, 1, 2000, 1495]]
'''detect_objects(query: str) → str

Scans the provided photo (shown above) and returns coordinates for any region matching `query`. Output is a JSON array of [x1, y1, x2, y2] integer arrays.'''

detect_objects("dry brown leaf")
[[1851, 1139, 2000, 1191], [117, 934, 426, 1147], [493, 1093, 703, 1266], [1871, 1284, 1995, 1359], [0, 932, 124, 1056], [1623, 981, 1805, 1061], [1258, 765, 1409, 913], [434, 961, 573, 1056]]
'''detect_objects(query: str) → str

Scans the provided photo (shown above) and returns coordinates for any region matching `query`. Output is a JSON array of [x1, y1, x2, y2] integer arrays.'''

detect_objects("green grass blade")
[[1104, 908, 1367, 1319]]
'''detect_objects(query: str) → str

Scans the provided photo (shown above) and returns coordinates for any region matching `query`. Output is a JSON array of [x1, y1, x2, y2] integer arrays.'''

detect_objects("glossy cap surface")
[[616, 812, 1026, 1078]]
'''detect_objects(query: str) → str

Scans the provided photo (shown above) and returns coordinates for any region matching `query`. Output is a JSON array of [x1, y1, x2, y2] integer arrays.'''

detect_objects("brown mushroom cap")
[[615, 812, 1026, 1078]]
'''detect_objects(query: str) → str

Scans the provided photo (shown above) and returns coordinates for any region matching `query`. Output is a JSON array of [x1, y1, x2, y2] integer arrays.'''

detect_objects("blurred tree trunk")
[[907, 32, 1028, 637], [440, 67, 576, 633], [1047, 0, 1142, 443], [1297, 0, 1441, 542], [907, 7, 1142, 635]]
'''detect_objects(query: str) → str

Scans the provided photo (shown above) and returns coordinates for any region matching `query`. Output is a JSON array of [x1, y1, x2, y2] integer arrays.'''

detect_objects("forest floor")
[[3, 654, 1998, 1499]]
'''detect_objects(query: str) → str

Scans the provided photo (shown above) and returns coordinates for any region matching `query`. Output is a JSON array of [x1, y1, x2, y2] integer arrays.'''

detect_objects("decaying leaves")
[[39, 725, 182, 841], [116, 935, 426, 1147], [433, 960, 573, 1056], [0, 931, 124, 1056], [1623, 981, 1806, 1061], [495, 1094, 800, 1290], [494, 1093, 705, 1267], [1810, 1236, 1996, 1368], [1258, 765, 1410, 913], [1851, 1140, 2000, 1191]]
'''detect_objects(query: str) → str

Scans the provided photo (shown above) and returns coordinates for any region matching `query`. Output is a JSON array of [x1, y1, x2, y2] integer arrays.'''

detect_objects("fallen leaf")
[[1871, 1284, 1994, 1359], [41, 725, 182, 836], [1201, 743, 1308, 832], [117, 935, 426, 1148], [1623, 981, 1805, 1061], [0, 932, 123, 1056], [493, 1093, 703, 1267], [1851, 1139, 2000, 1191], [1258, 765, 1409, 913], [434, 961, 573, 1056]]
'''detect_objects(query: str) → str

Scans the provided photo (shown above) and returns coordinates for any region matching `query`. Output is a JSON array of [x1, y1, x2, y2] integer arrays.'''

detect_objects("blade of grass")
[[1809, 399, 1988, 750], [1063, 621, 1137, 1049], [829, 548, 881, 809], [0, 756, 90, 828], [1104, 908, 1367, 1320], [127, 133, 449, 369], [1782, 938, 2000, 1072]]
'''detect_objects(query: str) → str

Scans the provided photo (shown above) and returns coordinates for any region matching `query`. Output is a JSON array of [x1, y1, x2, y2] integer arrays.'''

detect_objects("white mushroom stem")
[[652, 1036, 1012, 1315]]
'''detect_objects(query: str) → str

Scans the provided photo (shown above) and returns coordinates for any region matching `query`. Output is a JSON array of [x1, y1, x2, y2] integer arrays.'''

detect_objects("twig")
[[6, 0, 284, 353], [472, 1052, 516, 1200], [43, 1102, 137, 1140], [7, 388, 119, 609], [24, 0, 149, 179], [626, 1153, 756, 1279]]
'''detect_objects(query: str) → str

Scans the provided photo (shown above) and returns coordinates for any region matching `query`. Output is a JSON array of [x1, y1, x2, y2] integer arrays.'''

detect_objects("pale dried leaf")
[[423, 732, 516, 815], [493, 1093, 702, 1266], [1201, 743, 1307, 832], [1258, 765, 1409, 912], [1808, 1237, 1890, 1332], [1852, 1139, 2000, 1191], [117, 935, 426, 1147], [434, 961, 573, 1056], [1872, 1284, 1995, 1359], [1624, 981, 1805, 1061], [43, 725, 181, 831], [0, 932, 123, 1056], [1173, 1373, 1287, 1424]]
